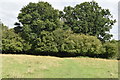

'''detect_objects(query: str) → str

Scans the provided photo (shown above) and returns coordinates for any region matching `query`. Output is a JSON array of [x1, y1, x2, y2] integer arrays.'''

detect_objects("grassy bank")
[[1, 54, 118, 78]]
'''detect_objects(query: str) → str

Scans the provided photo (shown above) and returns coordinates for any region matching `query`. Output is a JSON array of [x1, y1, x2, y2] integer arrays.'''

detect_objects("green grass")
[[1, 54, 118, 78]]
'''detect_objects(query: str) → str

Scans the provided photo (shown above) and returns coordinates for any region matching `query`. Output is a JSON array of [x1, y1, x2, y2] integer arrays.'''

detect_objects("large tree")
[[15, 1, 61, 42], [60, 1, 116, 41], [14, 1, 62, 51]]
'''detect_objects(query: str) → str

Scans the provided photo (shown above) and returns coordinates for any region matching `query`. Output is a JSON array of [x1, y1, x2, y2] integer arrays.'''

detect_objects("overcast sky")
[[0, 0, 119, 40]]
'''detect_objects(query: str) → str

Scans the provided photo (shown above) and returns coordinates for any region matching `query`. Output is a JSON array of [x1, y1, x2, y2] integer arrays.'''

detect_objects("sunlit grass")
[[1, 54, 118, 78]]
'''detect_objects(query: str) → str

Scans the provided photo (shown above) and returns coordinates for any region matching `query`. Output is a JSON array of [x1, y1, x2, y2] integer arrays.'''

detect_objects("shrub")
[[2, 29, 30, 53], [118, 41, 120, 60], [60, 34, 104, 57], [102, 41, 118, 59], [2, 29, 22, 53]]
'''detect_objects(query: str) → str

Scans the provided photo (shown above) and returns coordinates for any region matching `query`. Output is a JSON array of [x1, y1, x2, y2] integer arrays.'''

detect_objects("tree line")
[[1, 1, 119, 59]]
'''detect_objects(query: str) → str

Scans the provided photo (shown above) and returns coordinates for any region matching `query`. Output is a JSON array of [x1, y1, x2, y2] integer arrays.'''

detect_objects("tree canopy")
[[15, 1, 62, 42], [60, 1, 116, 41], [14, 2, 63, 52], [1, 1, 117, 59]]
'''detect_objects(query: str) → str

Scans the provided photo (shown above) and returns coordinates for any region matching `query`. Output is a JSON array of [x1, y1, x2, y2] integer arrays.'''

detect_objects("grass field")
[[1, 54, 118, 78]]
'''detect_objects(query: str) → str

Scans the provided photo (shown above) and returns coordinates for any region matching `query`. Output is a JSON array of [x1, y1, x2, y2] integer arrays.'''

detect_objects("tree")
[[52, 28, 73, 52], [34, 31, 58, 55], [2, 29, 25, 53], [31, 29, 72, 55], [0, 23, 8, 52], [14, 1, 62, 51], [1, 23, 8, 31], [60, 1, 116, 41], [1, 23, 31, 53]]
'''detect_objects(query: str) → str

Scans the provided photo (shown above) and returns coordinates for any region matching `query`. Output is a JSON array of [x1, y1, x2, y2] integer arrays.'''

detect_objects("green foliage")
[[33, 31, 58, 54], [52, 28, 73, 52], [60, 1, 116, 41], [2, 29, 22, 52], [2, 1, 117, 59], [1, 23, 8, 31], [118, 41, 120, 60], [2, 29, 30, 53], [102, 41, 118, 59], [61, 34, 104, 56], [0, 23, 8, 52], [32, 29, 72, 54], [16, 1, 61, 37], [15, 1, 62, 51]]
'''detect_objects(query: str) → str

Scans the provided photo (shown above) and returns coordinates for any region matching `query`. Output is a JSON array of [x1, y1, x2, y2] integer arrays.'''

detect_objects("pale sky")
[[0, 0, 119, 40]]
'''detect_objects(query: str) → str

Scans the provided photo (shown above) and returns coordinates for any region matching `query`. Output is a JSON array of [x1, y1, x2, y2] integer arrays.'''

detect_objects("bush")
[[2, 29, 30, 53], [60, 34, 104, 57], [102, 41, 118, 59], [118, 41, 120, 60]]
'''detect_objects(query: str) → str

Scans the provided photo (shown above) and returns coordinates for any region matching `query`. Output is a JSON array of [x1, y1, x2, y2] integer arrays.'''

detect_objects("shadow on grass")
[[2, 51, 113, 60]]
